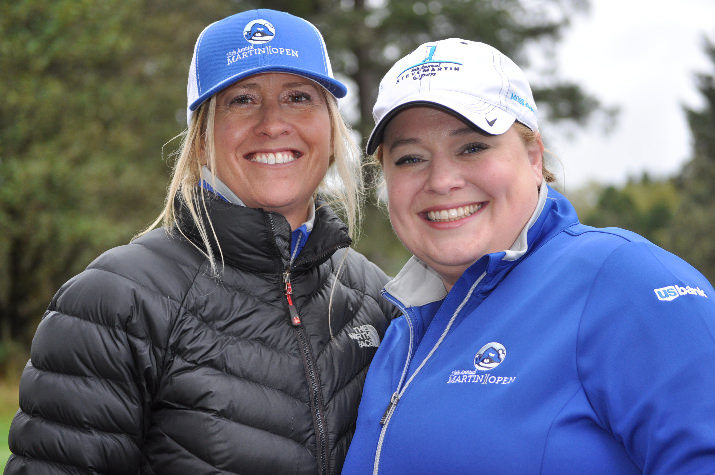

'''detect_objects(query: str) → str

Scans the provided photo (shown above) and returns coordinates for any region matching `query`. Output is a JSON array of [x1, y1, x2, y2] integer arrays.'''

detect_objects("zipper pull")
[[284, 271, 301, 326], [380, 392, 400, 425]]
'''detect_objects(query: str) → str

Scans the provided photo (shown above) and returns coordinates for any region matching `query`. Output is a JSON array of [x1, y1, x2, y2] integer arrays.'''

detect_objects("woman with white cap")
[[6, 9, 394, 474], [342, 38, 715, 473]]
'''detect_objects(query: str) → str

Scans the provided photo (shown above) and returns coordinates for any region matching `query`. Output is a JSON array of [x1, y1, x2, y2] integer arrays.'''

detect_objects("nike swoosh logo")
[[486, 117, 497, 127]]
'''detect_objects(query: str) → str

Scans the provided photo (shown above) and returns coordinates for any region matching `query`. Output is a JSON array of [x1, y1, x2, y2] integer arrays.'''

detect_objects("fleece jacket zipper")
[[372, 272, 486, 474]]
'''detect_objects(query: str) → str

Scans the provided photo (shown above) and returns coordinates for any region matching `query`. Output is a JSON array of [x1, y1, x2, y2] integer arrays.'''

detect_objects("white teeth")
[[426, 203, 483, 222], [249, 152, 297, 164]]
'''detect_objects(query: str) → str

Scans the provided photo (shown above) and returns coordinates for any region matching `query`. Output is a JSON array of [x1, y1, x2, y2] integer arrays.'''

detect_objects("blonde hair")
[[513, 122, 556, 183], [137, 88, 363, 275]]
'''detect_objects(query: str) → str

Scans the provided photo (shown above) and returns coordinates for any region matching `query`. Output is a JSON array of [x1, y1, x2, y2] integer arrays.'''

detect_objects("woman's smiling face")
[[381, 106, 544, 290], [212, 73, 332, 229]]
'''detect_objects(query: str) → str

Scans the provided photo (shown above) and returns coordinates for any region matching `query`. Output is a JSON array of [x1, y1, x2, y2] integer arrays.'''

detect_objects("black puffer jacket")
[[6, 195, 395, 474]]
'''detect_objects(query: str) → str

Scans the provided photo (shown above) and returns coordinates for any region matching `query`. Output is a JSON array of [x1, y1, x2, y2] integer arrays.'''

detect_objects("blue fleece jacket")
[[343, 185, 715, 474]]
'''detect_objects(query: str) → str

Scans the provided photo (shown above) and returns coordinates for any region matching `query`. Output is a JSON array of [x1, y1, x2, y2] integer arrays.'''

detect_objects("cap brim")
[[189, 67, 347, 112], [366, 94, 517, 155]]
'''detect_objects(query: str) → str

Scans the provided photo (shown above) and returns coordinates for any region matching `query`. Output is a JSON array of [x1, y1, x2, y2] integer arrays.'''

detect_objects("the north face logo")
[[347, 325, 380, 348]]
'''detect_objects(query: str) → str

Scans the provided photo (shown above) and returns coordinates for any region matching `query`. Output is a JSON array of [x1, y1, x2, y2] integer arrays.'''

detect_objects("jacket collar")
[[174, 191, 351, 274]]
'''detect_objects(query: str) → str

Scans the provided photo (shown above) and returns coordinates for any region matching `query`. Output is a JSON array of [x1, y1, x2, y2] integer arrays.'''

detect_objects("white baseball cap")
[[366, 38, 538, 154]]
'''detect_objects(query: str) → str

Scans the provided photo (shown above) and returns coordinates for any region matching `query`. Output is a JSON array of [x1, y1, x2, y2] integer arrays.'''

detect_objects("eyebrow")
[[228, 80, 318, 91], [387, 137, 419, 152], [386, 126, 486, 152]]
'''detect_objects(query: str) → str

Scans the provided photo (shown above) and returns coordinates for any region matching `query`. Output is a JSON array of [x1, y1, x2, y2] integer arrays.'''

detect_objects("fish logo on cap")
[[243, 19, 276, 44]]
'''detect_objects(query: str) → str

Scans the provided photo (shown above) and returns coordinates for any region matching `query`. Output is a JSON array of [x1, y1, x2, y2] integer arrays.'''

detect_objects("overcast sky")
[[548, 0, 715, 190]]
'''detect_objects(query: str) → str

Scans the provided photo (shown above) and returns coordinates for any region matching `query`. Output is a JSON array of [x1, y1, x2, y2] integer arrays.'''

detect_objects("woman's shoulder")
[[565, 224, 706, 279], [551, 224, 713, 315], [327, 248, 392, 302], [95, 228, 205, 281], [336, 246, 390, 277], [53, 229, 207, 322]]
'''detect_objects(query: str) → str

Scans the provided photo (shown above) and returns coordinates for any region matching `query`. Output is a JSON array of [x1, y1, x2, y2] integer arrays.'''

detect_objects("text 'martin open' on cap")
[[186, 9, 347, 125]]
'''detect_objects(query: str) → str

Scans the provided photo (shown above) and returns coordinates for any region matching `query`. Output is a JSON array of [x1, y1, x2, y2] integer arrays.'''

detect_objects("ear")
[[526, 133, 545, 185]]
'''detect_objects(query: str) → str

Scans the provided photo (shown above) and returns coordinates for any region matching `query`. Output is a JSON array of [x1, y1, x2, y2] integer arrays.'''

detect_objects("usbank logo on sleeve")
[[654, 284, 708, 302], [447, 342, 516, 386]]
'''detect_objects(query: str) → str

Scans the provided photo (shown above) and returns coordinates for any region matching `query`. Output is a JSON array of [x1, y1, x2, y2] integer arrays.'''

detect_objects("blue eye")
[[462, 143, 488, 154], [394, 155, 423, 166]]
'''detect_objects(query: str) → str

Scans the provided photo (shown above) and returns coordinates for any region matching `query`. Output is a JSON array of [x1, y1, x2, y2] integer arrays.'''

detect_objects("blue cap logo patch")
[[243, 19, 275, 44]]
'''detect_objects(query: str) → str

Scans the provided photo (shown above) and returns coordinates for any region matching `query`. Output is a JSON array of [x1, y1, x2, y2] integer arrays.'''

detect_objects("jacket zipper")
[[372, 273, 486, 474], [372, 294, 414, 475], [269, 210, 349, 474], [284, 270, 329, 474], [285, 271, 302, 326]]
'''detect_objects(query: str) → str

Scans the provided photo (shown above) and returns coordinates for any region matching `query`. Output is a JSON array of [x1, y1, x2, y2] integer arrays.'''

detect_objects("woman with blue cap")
[[6, 10, 394, 474], [342, 38, 715, 473]]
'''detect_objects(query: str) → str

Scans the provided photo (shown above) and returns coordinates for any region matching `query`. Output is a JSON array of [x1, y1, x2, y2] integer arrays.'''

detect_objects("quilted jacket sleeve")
[[5, 233, 190, 474]]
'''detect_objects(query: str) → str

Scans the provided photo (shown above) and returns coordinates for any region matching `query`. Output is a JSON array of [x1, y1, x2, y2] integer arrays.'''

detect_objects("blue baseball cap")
[[186, 9, 347, 125]]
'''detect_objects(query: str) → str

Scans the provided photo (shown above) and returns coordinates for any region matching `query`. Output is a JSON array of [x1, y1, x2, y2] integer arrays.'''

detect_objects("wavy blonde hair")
[[137, 88, 363, 276]]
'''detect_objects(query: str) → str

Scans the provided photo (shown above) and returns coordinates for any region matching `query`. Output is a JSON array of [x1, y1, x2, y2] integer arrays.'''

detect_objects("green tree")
[[0, 0, 603, 368], [0, 0, 239, 368], [665, 34, 715, 282], [579, 173, 679, 249]]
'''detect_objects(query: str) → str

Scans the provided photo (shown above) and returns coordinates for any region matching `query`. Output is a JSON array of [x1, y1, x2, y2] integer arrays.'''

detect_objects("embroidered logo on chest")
[[447, 342, 517, 386]]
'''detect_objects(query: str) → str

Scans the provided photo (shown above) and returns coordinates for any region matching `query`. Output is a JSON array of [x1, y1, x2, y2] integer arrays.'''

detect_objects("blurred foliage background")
[[0, 0, 714, 382]]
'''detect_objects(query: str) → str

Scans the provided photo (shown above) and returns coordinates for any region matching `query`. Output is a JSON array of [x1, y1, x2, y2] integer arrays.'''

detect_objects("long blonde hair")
[[137, 88, 363, 276]]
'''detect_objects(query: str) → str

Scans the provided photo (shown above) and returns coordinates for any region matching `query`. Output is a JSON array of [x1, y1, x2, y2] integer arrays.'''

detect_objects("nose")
[[253, 101, 291, 138], [424, 155, 465, 195]]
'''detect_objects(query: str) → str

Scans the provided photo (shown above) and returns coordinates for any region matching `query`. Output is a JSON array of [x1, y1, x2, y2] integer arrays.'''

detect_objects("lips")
[[425, 203, 484, 222], [246, 151, 301, 164]]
